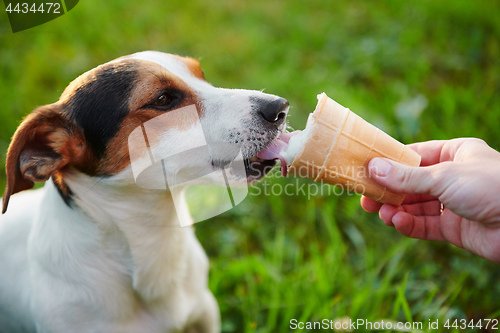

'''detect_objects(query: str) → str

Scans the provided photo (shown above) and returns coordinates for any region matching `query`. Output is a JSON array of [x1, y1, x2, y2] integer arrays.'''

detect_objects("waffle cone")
[[288, 93, 421, 206]]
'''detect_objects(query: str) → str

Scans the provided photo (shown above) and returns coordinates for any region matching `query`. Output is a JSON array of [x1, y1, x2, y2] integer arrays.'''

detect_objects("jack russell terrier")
[[0, 51, 290, 332]]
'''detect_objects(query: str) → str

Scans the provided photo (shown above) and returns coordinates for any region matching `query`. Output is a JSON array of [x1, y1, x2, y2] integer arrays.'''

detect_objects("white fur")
[[0, 176, 219, 332], [0, 51, 287, 332]]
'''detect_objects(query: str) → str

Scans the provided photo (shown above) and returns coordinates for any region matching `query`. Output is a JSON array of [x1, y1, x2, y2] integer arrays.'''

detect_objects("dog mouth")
[[211, 126, 299, 182], [245, 156, 278, 181], [245, 131, 297, 181]]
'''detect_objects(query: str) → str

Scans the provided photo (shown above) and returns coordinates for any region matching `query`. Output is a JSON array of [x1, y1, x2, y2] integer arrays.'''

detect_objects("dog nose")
[[259, 97, 289, 125]]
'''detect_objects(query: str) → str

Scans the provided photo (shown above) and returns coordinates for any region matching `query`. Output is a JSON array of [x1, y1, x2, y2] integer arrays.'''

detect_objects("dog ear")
[[2, 103, 85, 214]]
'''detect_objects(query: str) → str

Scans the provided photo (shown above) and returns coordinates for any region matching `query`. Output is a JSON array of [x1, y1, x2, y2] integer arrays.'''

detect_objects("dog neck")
[[45, 169, 196, 304]]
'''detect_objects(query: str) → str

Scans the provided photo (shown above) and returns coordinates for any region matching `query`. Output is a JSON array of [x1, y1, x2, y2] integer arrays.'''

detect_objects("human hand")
[[361, 138, 500, 263]]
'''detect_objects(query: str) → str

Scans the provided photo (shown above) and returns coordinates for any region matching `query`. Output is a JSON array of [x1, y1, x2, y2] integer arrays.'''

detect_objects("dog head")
[[2, 51, 289, 213]]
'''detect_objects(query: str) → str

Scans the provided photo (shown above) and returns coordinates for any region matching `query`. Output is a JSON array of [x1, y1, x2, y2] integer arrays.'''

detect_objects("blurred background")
[[1, 0, 499, 331]]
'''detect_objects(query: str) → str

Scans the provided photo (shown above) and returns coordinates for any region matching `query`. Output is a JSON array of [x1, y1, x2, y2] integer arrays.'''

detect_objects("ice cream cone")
[[288, 93, 421, 206]]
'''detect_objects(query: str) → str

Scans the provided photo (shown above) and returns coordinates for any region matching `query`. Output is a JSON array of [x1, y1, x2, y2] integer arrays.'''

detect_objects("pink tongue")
[[256, 131, 300, 177]]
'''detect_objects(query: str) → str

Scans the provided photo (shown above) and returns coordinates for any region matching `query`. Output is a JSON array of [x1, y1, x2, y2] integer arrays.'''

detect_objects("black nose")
[[258, 97, 289, 125]]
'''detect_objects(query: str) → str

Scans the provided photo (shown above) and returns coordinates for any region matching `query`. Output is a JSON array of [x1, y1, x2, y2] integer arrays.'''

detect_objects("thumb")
[[368, 157, 434, 195]]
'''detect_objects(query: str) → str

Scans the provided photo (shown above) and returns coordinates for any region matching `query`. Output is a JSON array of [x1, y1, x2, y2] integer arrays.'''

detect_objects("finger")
[[439, 208, 466, 248], [379, 204, 404, 227], [391, 212, 447, 242], [400, 200, 442, 216], [391, 209, 467, 248], [409, 138, 490, 165], [406, 140, 449, 166], [439, 137, 494, 162], [360, 196, 383, 212], [369, 158, 438, 195], [401, 193, 438, 205]]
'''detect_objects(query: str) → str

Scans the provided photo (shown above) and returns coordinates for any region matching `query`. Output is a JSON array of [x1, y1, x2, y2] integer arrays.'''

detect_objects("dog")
[[0, 51, 289, 332]]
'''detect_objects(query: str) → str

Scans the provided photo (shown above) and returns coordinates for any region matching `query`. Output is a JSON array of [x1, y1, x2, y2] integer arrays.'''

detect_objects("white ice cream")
[[280, 114, 315, 165]]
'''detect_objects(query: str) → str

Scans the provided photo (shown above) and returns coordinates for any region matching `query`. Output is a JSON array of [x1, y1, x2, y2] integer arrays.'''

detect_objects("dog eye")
[[146, 89, 184, 111], [154, 93, 169, 107]]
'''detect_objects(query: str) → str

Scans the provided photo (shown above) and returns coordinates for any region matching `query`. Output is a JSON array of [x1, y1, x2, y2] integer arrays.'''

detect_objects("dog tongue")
[[256, 131, 299, 177]]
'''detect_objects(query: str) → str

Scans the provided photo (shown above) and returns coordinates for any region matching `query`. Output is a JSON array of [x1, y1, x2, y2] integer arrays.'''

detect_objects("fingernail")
[[370, 158, 392, 177]]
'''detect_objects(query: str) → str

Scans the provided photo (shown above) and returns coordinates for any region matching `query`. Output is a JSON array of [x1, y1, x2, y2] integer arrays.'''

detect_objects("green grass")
[[1, 0, 500, 332]]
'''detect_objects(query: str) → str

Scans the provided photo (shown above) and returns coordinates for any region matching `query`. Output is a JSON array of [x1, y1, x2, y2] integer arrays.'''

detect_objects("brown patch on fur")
[[127, 61, 198, 110], [2, 104, 88, 213], [97, 101, 202, 175], [95, 61, 202, 175], [52, 172, 71, 197], [173, 56, 206, 81]]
